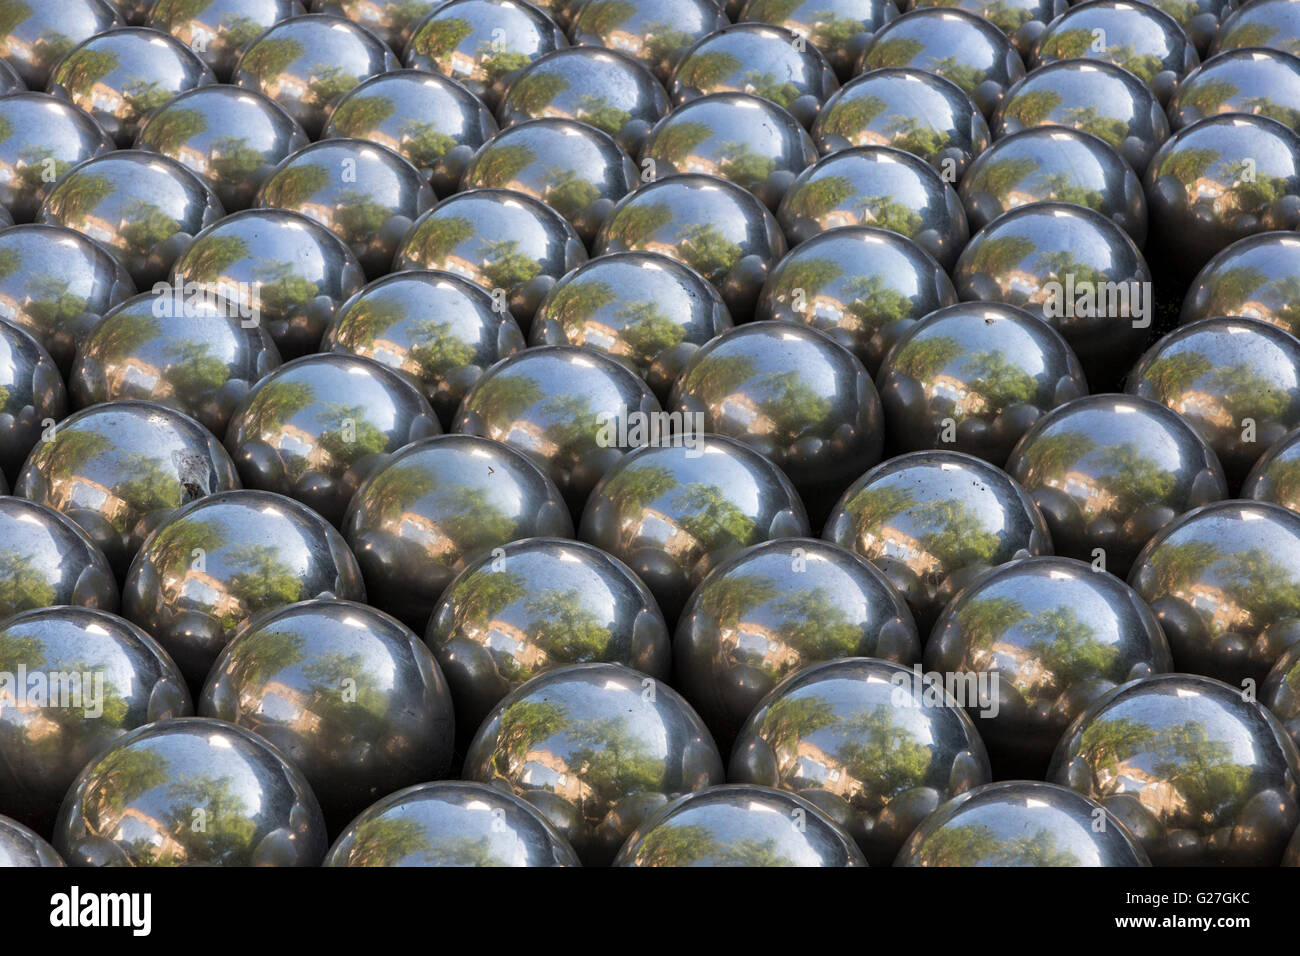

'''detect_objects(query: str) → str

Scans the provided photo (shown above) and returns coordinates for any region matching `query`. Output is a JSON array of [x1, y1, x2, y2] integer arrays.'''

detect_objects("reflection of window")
[[557, 773, 567, 786], [829, 769, 840, 783]]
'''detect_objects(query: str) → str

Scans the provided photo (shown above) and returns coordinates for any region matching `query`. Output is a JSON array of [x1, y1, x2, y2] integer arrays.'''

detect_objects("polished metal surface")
[[0, 320, 66, 482], [0, 93, 114, 222], [54, 717, 329, 866], [1211, 0, 1300, 58], [1181, 231, 1300, 337], [0, 816, 65, 867], [911, 0, 1066, 57], [0, 497, 119, 621], [0, 57, 19, 94], [1243, 425, 1300, 513], [1048, 673, 1300, 866], [1139, 0, 1234, 54], [1169, 48, 1300, 134], [1263, 642, 1300, 752], [313, 0, 440, 52], [148, 0, 306, 80], [464, 662, 725, 865], [122, 489, 366, 684], [730, 656, 992, 865], [739, 0, 899, 79], [0, 0, 120, 88], [570, 0, 727, 84]]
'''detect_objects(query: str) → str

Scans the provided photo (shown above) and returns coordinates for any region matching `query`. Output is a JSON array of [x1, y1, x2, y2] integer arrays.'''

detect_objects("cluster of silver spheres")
[[4, 0, 1300, 870]]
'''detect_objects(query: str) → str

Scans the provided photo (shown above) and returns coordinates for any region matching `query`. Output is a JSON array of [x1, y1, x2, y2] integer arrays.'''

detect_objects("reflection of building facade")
[[518, 748, 591, 804], [865, 525, 941, 578], [626, 506, 696, 560], [159, 565, 243, 621], [927, 373, 988, 416], [780, 740, 862, 800], [719, 620, 799, 675], [48, 475, 130, 523]]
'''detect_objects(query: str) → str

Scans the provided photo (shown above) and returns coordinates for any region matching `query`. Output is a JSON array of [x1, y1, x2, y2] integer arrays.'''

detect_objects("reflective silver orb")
[[739, 0, 899, 79], [594, 174, 787, 321], [877, 302, 1088, 465], [580, 435, 811, 621], [895, 780, 1151, 866], [172, 207, 365, 359], [312, 0, 440, 52], [426, 536, 671, 737], [1243, 425, 1300, 512], [0, 816, 64, 867], [615, 784, 867, 866], [993, 58, 1170, 172], [54, 716, 328, 866], [342, 433, 574, 629], [0, 93, 114, 223], [1181, 231, 1300, 336], [0, 0, 120, 88], [122, 489, 366, 684], [234, 12, 399, 137], [911, 0, 1067, 58], [529, 251, 732, 399], [1169, 48, 1300, 134], [323, 780, 581, 866], [812, 68, 989, 179], [778, 146, 969, 269], [570, 0, 727, 84], [0, 497, 119, 621], [927, 555, 1172, 769], [497, 47, 670, 155], [0, 606, 191, 832], [38, 150, 224, 290], [0, 54, 21, 93], [464, 662, 725, 864], [15, 400, 241, 574], [1049, 673, 1300, 865], [1006, 394, 1227, 577], [148, 0, 306, 81], [674, 537, 920, 746], [394, 187, 588, 329], [0, 320, 66, 482], [959, 127, 1147, 247], [756, 225, 958, 374], [1263, 642, 1300, 751], [730, 656, 992, 865], [322, 69, 498, 197], [1212, 0, 1300, 58], [1138, 0, 1235, 54], [136, 84, 311, 213], [256, 138, 435, 277], [321, 269, 525, 427], [823, 449, 1052, 629]]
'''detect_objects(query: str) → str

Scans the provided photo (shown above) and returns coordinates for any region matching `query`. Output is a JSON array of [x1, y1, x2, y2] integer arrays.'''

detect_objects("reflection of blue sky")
[[1099, 684, 1261, 780], [625, 444, 766, 518], [654, 799, 826, 865], [917, 313, 1052, 383], [969, 565, 1128, 648], [870, 457, 1020, 539], [1157, 508, 1300, 599], [786, 673, 939, 755], [931, 793, 1104, 865], [460, 547, 622, 632], [531, 674, 670, 758]]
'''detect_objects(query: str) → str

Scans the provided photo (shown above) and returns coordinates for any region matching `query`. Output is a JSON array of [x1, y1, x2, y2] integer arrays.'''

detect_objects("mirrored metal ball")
[[1263, 642, 1300, 752], [0, 93, 114, 223], [0, 0, 120, 88], [1169, 48, 1300, 134], [1181, 231, 1300, 336], [313, 0, 440, 52], [1140, 0, 1235, 54], [570, 0, 727, 85], [0, 55, 22, 94], [0, 320, 66, 483], [1243, 425, 1300, 512], [1212, 0, 1300, 59], [739, 0, 899, 80], [0, 497, 119, 621], [912, 0, 1067, 58], [148, 0, 306, 80], [0, 816, 64, 867]]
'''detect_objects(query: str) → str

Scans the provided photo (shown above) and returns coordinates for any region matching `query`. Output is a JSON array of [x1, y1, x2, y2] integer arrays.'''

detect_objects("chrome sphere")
[[47, 27, 216, 148], [1181, 232, 1300, 336], [1126, 316, 1300, 483], [224, 352, 441, 525], [739, 0, 899, 79], [0, 54, 20, 93], [1145, 115, 1300, 282], [643, 93, 817, 212], [570, 0, 727, 84], [993, 58, 1169, 172], [148, 0, 306, 80], [463, 118, 637, 242], [200, 598, 454, 826], [313, 0, 439, 52], [959, 127, 1147, 247], [778, 146, 969, 269], [233, 12, 399, 137], [121, 489, 366, 685], [394, 187, 588, 329], [1169, 49, 1300, 134], [730, 657, 992, 865], [823, 449, 1052, 629], [1243, 425, 1300, 511], [668, 321, 883, 505], [812, 68, 989, 179], [136, 85, 311, 213], [1006, 394, 1227, 577], [38, 150, 224, 290], [404, 0, 567, 109], [877, 302, 1088, 465], [911, 0, 1066, 58], [594, 174, 787, 321], [453, 344, 661, 509], [953, 202, 1153, 384], [342, 433, 573, 629], [1140, 0, 1235, 54], [15, 400, 240, 575], [426, 536, 671, 737], [1129, 500, 1300, 686], [895, 781, 1150, 866], [529, 252, 732, 399], [0, 320, 66, 482], [927, 556, 1172, 768], [0, 93, 114, 222], [497, 47, 670, 155], [69, 290, 282, 438], [859, 8, 1025, 118], [1049, 673, 1300, 865], [1212, 0, 1300, 58], [171, 207, 366, 359], [674, 537, 920, 746], [0, 0, 120, 88], [322, 70, 498, 197], [1263, 642, 1300, 750], [321, 269, 525, 427], [668, 23, 841, 128], [0, 817, 64, 867], [256, 138, 435, 277], [1290, 823, 1300, 865], [615, 784, 866, 866], [0, 497, 119, 621], [54, 717, 328, 866], [323, 781, 581, 866], [0, 607, 191, 832], [1031, 0, 1199, 105], [755, 225, 958, 373], [464, 662, 725, 865], [580, 436, 811, 621]]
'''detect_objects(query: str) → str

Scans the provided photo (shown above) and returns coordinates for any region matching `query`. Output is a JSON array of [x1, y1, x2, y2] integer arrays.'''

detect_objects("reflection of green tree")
[[885, 114, 948, 160], [1041, 172, 1105, 212], [844, 274, 914, 327], [605, 463, 679, 511], [741, 69, 800, 109], [495, 699, 566, 763], [717, 141, 776, 187], [868, 36, 925, 69], [1040, 27, 1095, 60], [927, 55, 984, 96], [120, 200, 181, 253], [773, 587, 861, 661], [0, 554, 57, 614], [846, 483, 1001, 565], [642, 22, 694, 68], [918, 822, 1081, 865], [414, 17, 473, 61], [618, 301, 687, 357], [771, 256, 843, 302], [575, 95, 631, 136], [543, 167, 600, 217], [1018, 429, 1096, 481], [971, 156, 1038, 197], [604, 201, 673, 248], [117, 451, 184, 512], [262, 162, 330, 208], [966, 349, 1035, 407], [836, 708, 931, 808], [1024, 606, 1117, 688], [55, 47, 119, 91], [1260, 456, 1300, 507], [334, 190, 393, 241], [123, 79, 174, 117], [699, 573, 778, 629], [87, 746, 168, 815], [577, 0, 636, 35], [1155, 146, 1218, 186], [569, 715, 665, 798], [1004, 89, 1063, 127], [478, 238, 541, 289], [472, 143, 536, 185], [226, 545, 303, 615], [677, 51, 743, 91], [785, 175, 854, 221], [49, 173, 114, 222], [967, 234, 1033, 275], [437, 485, 518, 548], [315, 401, 391, 465], [632, 822, 716, 866], [309, 65, 359, 104], [1097, 442, 1175, 504], [1062, 105, 1128, 146], [470, 371, 544, 422], [244, 378, 315, 436], [674, 482, 758, 549], [860, 195, 922, 235], [526, 589, 613, 661], [1178, 79, 1238, 118], [676, 222, 741, 281], [165, 773, 257, 863], [142, 107, 208, 154], [346, 816, 433, 866], [409, 215, 475, 265], [508, 70, 569, 115], [479, 48, 533, 82], [240, 37, 305, 80], [894, 335, 964, 381], [329, 94, 397, 137], [821, 94, 887, 140], [1222, 23, 1279, 50], [399, 121, 457, 169], [652, 120, 711, 165]]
